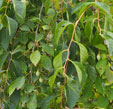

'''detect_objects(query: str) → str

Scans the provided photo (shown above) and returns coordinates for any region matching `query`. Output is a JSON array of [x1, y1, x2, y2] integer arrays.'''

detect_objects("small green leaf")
[[49, 68, 62, 88], [96, 59, 107, 76], [70, 61, 87, 84], [41, 94, 55, 109], [15, 76, 25, 90], [27, 94, 37, 109], [55, 20, 72, 45], [41, 55, 52, 71], [42, 44, 54, 56], [105, 66, 113, 85], [30, 50, 41, 66], [97, 95, 109, 108], [0, 0, 3, 8], [7, 16, 18, 38], [0, 52, 8, 69], [8, 76, 25, 96], [24, 84, 35, 93], [53, 51, 63, 70], [0, 28, 10, 50], [73, 41, 88, 63], [12, 0, 26, 23], [84, 16, 95, 42]]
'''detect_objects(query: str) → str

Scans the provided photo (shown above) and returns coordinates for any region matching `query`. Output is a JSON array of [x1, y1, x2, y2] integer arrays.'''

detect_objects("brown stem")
[[2, 27, 20, 104], [60, 7, 89, 108]]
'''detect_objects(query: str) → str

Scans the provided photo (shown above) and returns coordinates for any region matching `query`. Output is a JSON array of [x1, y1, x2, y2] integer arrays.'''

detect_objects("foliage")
[[0, 0, 113, 108]]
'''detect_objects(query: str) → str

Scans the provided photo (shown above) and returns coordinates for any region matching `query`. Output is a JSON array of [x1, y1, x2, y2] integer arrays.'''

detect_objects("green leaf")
[[41, 94, 55, 109], [12, 0, 26, 23], [27, 94, 37, 109], [95, 77, 105, 94], [42, 44, 54, 56], [30, 50, 41, 66], [41, 55, 52, 71], [24, 84, 35, 93], [70, 61, 87, 84], [97, 95, 109, 108], [0, 0, 3, 8], [72, 2, 91, 15], [65, 77, 80, 109], [0, 52, 8, 69], [12, 45, 26, 55], [0, 28, 10, 50], [15, 76, 25, 90], [72, 2, 112, 19], [44, 0, 52, 14], [7, 16, 18, 38], [96, 59, 107, 76], [49, 68, 62, 88], [84, 16, 95, 42], [8, 76, 25, 96], [53, 51, 63, 70], [105, 66, 113, 85], [55, 20, 72, 45], [73, 41, 88, 63]]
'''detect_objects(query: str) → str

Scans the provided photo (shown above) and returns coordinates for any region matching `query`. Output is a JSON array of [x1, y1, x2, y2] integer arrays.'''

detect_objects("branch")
[[60, 7, 90, 108]]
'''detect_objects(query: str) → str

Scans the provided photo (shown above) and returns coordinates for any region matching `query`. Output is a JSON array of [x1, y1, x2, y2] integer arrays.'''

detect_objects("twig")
[[29, 4, 43, 84], [60, 7, 89, 108], [2, 27, 20, 105]]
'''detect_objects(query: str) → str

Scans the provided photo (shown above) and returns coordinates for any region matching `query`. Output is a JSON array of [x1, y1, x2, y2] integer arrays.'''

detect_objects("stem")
[[60, 7, 89, 108]]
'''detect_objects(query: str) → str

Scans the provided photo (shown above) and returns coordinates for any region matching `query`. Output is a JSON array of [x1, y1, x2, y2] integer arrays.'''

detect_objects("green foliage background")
[[0, 0, 113, 108]]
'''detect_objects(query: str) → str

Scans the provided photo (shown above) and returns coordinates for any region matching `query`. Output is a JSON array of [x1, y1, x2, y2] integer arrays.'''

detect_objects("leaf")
[[0, 28, 10, 50], [49, 68, 62, 88], [0, 52, 8, 69], [53, 51, 63, 70], [24, 84, 35, 93], [12, 45, 26, 55], [65, 76, 80, 109], [95, 77, 105, 94], [14, 76, 25, 90], [72, 2, 91, 15], [30, 50, 41, 66], [8, 76, 25, 96], [0, 0, 3, 8], [12, 0, 26, 23], [84, 16, 95, 42], [86, 65, 97, 83], [55, 20, 72, 45], [73, 41, 88, 63], [27, 94, 37, 109], [97, 95, 109, 108], [41, 55, 52, 71], [96, 59, 107, 76], [41, 94, 55, 109], [94, 2, 112, 19], [70, 61, 87, 84], [105, 66, 113, 85], [7, 16, 18, 38], [72, 2, 112, 19], [44, 0, 52, 14], [42, 44, 54, 56]]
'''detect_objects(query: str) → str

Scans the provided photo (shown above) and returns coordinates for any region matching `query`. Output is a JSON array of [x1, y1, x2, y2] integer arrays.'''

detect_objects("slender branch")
[[60, 7, 89, 108], [29, 4, 43, 84], [2, 27, 20, 105]]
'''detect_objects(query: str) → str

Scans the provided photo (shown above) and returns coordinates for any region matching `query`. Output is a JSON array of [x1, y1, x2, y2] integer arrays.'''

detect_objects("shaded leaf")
[[7, 16, 18, 38]]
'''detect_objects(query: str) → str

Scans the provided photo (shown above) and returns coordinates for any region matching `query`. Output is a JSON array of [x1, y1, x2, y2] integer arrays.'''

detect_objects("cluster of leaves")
[[0, 0, 113, 108]]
